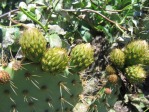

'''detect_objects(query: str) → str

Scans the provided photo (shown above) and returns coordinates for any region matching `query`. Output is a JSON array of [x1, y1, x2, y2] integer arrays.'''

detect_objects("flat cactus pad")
[[0, 62, 83, 112]]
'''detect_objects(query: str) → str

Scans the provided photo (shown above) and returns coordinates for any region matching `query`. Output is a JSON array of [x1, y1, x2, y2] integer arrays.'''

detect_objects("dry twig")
[[61, 9, 127, 31]]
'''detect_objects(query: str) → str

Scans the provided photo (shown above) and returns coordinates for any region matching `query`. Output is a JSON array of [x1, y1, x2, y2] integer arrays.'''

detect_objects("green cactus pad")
[[70, 43, 94, 71], [19, 28, 47, 63], [0, 61, 83, 112], [74, 82, 121, 112], [124, 40, 148, 66], [89, 83, 120, 112], [125, 65, 146, 84]]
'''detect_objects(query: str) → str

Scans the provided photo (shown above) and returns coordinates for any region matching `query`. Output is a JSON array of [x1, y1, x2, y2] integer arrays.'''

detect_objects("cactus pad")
[[0, 61, 83, 112], [89, 83, 121, 112]]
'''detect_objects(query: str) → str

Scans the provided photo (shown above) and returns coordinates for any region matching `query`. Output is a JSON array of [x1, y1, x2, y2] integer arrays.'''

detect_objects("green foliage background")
[[1, 0, 149, 45]]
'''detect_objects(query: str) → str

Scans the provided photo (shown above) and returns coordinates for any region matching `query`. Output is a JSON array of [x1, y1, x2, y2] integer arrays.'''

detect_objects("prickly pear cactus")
[[73, 82, 121, 112], [73, 71, 121, 112], [89, 82, 121, 112], [0, 25, 95, 112], [0, 60, 83, 112]]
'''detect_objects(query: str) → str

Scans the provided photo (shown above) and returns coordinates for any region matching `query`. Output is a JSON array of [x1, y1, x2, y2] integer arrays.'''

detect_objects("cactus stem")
[[1, 62, 83, 111]]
